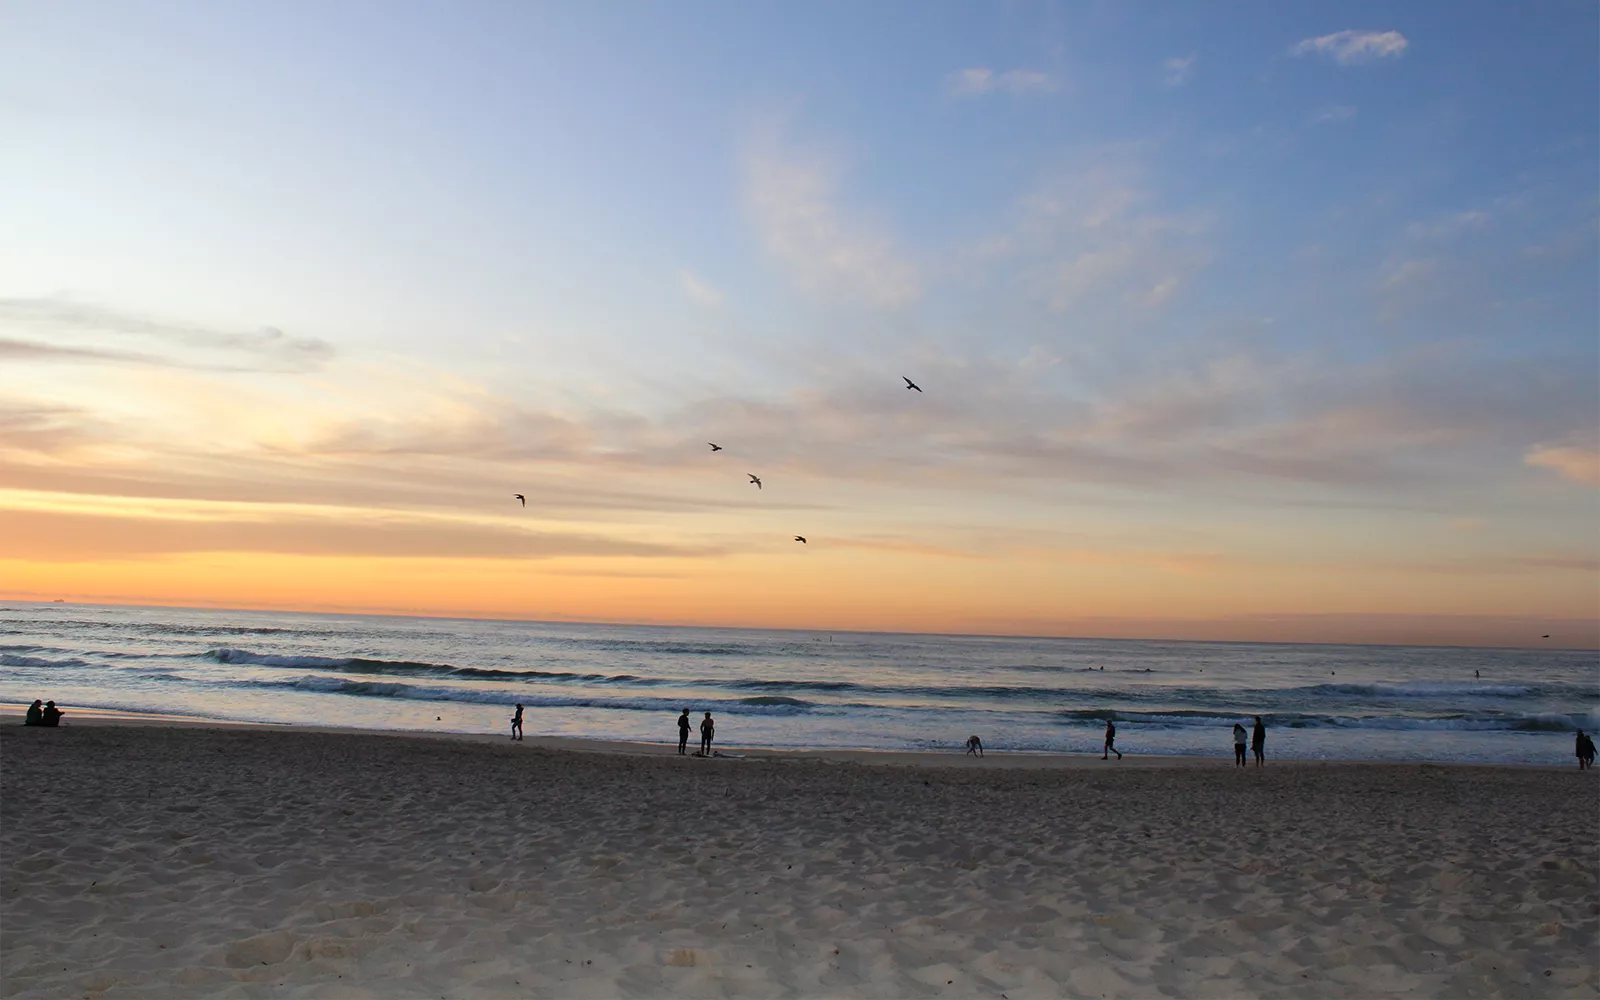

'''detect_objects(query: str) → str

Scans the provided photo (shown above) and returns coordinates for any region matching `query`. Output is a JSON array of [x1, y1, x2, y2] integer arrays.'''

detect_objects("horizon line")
[[4, 597, 1595, 653]]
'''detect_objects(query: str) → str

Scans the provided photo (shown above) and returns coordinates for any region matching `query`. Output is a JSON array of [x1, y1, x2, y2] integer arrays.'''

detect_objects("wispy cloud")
[[677, 270, 724, 307], [998, 160, 1211, 313], [1291, 30, 1409, 65], [948, 68, 1055, 96], [1163, 55, 1195, 87], [0, 501, 726, 562], [1314, 105, 1357, 123], [0, 297, 334, 373], [1405, 209, 1488, 240], [1526, 437, 1600, 486], [741, 130, 919, 307]]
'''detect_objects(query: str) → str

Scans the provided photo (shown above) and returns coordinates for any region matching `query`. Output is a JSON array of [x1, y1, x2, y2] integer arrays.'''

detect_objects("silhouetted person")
[[1252, 716, 1266, 767], [699, 712, 715, 755], [1233, 722, 1248, 767], [41, 701, 62, 727], [1102, 719, 1122, 760], [510, 704, 524, 741], [23, 700, 42, 726], [677, 709, 691, 755], [1577, 730, 1595, 770], [966, 735, 983, 756]]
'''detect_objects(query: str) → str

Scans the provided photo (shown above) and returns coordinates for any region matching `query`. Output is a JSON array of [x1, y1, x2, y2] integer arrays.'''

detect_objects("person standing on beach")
[[510, 704, 523, 741], [1577, 730, 1594, 770], [1233, 722, 1248, 767], [1102, 719, 1122, 760], [1252, 715, 1266, 767], [699, 711, 715, 756], [677, 709, 691, 755]]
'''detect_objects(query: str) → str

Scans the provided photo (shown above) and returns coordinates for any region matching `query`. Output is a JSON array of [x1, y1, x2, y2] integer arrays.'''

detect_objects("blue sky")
[[1, 1, 1595, 642]]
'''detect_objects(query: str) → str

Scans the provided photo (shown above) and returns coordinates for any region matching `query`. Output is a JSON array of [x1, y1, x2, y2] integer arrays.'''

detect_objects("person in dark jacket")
[[1101, 719, 1122, 760], [41, 701, 63, 727], [1252, 716, 1266, 767], [23, 700, 42, 726], [677, 709, 691, 755]]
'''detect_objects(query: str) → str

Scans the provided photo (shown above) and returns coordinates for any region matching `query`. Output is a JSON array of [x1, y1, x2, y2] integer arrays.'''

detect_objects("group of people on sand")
[[22, 700, 63, 727], [677, 709, 715, 756], [1232, 716, 1267, 767], [1578, 730, 1596, 769]]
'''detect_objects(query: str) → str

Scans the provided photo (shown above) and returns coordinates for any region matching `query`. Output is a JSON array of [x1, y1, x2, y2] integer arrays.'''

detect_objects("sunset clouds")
[[1, 2, 1594, 644]]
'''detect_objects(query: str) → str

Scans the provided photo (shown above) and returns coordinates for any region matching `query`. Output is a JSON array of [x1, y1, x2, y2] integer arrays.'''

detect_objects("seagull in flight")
[[748, 474, 762, 490], [512, 494, 526, 507], [794, 536, 806, 544], [903, 376, 922, 392], [708, 442, 723, 452]]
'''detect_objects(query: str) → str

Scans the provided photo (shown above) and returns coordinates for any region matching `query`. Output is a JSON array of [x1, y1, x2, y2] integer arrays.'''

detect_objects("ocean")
[[2, 602, 1595, 764]]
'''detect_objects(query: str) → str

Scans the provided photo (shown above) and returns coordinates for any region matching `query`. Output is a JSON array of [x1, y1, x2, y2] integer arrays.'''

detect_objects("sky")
[[2, 1, 1596, 646]]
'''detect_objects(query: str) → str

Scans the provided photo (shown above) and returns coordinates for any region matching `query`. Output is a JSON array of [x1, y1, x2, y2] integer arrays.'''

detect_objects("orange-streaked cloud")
[[1525, 439, 1600, 486]]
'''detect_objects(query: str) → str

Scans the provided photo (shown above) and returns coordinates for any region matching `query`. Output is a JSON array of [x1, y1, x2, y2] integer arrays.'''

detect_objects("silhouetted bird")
[[903, 376, 922, 392], [794, 536, 806, 544], [708, 443, 723, 451], [748, 474, 762, 490], [513, 494, 526, 507], [1542, 634, 1551, 639]]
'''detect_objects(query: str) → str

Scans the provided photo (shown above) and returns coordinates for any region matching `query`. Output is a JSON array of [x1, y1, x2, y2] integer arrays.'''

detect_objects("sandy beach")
[[2, 722, 1596, 999]]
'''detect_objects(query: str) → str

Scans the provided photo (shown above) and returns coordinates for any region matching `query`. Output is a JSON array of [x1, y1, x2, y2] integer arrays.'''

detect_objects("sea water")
[[2, 602, 1595, 764]]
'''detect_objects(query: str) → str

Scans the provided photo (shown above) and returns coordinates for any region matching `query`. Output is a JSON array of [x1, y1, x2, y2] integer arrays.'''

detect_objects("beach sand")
[[2, 723, 1595, 998]]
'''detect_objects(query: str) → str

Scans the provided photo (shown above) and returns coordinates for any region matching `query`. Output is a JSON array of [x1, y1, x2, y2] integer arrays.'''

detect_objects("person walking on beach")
[[510, 704, 524, 741], [1102, 718, 1122, 760], [1577, 730, 1595, 770], [1233, 722, 1248, 767], [699, 711, 715, 756], [1252, 715, 1266, 767], [677, 709, 691, 755]]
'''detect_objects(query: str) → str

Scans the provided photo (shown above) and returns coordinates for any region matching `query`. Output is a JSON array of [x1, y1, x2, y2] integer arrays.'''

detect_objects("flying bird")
[[748, 474, 762, 490], [903, 376, 922, 392], [512, 494, 526, 507], [708, 442, 723, 452], [1542, 634, 1551, 639], [794, 536, 806, 544]]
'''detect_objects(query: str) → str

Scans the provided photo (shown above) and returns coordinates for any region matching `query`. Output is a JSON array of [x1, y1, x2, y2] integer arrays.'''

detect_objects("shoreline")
[[0, 709, 1579, 771]]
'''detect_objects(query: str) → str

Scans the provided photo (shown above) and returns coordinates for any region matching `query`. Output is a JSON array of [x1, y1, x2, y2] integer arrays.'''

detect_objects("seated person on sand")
[[41, 701, 63, 727], [965, 735, 983, 757], [23, 700, 43, 726]]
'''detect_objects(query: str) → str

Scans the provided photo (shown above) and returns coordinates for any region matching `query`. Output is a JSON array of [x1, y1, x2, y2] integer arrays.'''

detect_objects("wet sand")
[[2, 721, 1596, 998]]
